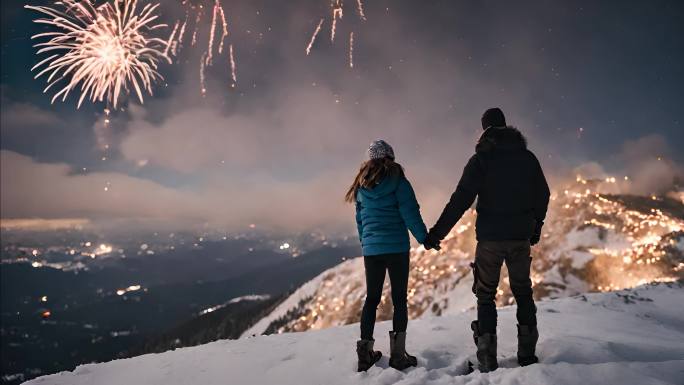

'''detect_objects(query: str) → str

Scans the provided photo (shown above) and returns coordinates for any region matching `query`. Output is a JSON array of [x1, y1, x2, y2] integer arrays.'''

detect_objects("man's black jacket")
[[428, 126, 550, 242]]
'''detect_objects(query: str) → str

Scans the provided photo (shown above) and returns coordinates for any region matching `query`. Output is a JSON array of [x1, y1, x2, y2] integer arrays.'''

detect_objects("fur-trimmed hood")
[[475, 126, 527, 153]]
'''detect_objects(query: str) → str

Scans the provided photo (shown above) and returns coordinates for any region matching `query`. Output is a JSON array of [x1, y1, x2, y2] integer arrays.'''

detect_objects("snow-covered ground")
[[25, 281, 684, 385]]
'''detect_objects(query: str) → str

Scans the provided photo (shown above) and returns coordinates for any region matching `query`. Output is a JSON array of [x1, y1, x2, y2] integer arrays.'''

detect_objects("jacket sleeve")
[[396, 177, 428, 244], [429, 154, 484, 241], [355, 201, 364, 241], [531, 152, 550, 227]]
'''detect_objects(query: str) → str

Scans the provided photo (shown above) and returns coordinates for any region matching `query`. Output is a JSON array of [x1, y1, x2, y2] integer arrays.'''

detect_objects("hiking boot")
[[388, 331, 417, 370], [517, 324, 539, 366], [475, 332, 498, 372], [356, 339, 382, 372], [472, 320, 498, 372]]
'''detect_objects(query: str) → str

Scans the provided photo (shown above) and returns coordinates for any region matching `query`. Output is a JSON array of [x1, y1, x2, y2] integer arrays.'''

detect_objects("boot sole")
[[389, 358, 417, 371], [518, 356, 539, 367], [478, 366, 498, 373]]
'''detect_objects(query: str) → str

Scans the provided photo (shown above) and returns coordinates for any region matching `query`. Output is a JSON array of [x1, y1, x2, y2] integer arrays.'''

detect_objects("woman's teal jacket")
[[355, 175, 427, 256]]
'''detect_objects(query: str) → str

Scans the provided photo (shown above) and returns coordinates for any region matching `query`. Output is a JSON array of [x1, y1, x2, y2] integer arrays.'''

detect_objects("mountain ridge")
[[243, 180, 684, 336]]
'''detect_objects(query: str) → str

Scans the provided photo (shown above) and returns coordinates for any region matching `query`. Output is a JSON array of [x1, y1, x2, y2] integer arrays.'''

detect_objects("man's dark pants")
[[474, 240, 537, 334]]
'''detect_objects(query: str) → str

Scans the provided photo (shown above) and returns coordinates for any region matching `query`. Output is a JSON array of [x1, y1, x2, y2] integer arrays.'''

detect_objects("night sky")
[[1, 0, 683, 232]]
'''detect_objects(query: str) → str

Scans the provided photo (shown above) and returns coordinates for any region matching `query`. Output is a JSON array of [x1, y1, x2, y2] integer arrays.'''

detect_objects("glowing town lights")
[[116, 290, 126, 296], [41, 310, 51, 318], [279, 243, 291, 250], [31, 261, 42, 268], [98, 244, 113, 254], [40, 296, 48, 302]]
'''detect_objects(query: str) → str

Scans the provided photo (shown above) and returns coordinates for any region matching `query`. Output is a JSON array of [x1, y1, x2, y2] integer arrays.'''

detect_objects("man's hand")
[[530, 232, 541, 246], [530, 221, 543, 246], [423, 234, 441, 251]]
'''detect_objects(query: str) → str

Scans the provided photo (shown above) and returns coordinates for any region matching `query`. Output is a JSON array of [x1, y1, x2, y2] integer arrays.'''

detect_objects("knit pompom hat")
[[368, 139, 395, 160]]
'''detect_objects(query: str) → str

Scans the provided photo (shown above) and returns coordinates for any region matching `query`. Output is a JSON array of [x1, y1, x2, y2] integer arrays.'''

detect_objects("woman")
[[345, 139, 427, 372]]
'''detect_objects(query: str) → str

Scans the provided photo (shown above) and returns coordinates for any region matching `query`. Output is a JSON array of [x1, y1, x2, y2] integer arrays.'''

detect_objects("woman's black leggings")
[[360, 252, 409, 340]]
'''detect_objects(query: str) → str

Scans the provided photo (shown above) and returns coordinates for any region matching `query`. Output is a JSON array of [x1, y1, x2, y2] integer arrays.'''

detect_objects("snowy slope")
[[25, 281, 684, 385], [242, 179, 684, 336], [241, 263, 340, 336]]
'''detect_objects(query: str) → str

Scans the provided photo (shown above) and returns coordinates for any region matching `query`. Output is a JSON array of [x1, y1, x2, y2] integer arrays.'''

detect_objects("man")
[[424, 107, 550, 372]]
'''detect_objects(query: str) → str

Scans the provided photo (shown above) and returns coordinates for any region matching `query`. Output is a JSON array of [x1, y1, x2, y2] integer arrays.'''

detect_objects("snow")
[[240, 258, 359, 337], [677, 238, 684, 253], [227, 294, 271, 304], [25, 281, 684, 385], [198, 294, 272, 316], [432, 273, 474, 317], [568, 250, 594, 269]]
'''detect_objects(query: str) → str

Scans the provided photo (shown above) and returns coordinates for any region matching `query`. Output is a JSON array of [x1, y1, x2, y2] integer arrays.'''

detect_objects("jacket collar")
[[475, 126, 527, 153]]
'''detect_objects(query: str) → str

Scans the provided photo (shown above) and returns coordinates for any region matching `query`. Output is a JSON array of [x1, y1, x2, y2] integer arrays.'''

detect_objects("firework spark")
[[26, 0, 171, 109], [306, 18, 324, 55], [164, 21, 180, 57], [217, 4, 229, 54], [200, 51, 207, 96], [356, 0, 366, 20], [178, 16, 188, 47], [229, 44, 236, 87], [330, 1, 343, 43], [206, 0, 218, 65], [348, 32, 354, 68], [191, 9, 202, 46]]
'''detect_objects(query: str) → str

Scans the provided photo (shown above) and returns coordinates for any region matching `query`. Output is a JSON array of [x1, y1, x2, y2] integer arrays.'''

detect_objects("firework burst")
[[176, 0, 235, 93], [306, 0, 365, 67], [26, 0, 171, 109]]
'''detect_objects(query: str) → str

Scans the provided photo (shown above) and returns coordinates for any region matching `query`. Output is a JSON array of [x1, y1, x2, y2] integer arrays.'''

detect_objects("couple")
[[345, 108, 550, 373]]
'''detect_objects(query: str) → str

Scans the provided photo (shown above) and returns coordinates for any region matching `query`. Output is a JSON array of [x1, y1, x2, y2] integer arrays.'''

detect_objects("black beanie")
[[481, 108, 506, 130]]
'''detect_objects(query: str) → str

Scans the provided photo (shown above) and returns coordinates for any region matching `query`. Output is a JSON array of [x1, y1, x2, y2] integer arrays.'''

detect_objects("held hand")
[[423, 234, 441, 251]]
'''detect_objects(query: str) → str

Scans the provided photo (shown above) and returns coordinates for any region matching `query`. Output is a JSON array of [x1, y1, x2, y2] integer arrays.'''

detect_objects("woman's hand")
[[423, 234, 441, 251]]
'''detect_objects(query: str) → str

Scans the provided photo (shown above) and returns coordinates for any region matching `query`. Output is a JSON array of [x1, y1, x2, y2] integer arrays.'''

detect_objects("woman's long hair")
[[345, 157, 404, 203]]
